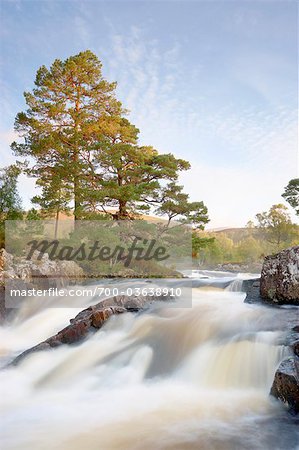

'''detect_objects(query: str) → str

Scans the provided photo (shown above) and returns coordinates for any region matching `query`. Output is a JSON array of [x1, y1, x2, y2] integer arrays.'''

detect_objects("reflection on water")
[[0, 272, 298, 450]]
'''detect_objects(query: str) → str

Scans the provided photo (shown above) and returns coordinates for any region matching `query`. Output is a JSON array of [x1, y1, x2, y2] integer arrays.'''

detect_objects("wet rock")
[[260, 246, 299, 305], [8, 294, 169, 366], [0, 285, 5, 322], [243, 278, 262, 303], [271, 357, 299, 414], [293, 342, 299, 357], [288, 327, 299, 357]]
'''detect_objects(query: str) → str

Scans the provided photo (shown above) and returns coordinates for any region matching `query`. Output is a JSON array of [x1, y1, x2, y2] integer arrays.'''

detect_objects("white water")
[[0, 273, 298, 450]]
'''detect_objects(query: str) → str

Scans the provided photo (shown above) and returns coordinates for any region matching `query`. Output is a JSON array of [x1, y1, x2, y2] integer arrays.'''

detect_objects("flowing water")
[[0, 272, 298, 450]]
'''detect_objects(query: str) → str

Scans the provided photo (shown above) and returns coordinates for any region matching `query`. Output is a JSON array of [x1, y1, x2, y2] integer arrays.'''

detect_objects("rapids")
[[0, 272, 298, 450]]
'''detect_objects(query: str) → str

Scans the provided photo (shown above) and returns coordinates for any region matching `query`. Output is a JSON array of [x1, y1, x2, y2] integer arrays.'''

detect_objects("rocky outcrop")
[[8, 293, 170, 366], [215, 262, 262, 273], [0, 249, 14, 284], [243, 278, 262, 303], [0, 249, 84, 322], [243, 249, 299, 412], [271, 357, 299, 414], [260, 246, 299, 305], [0, 249, 84, 288], [270, 326, 299, 414]]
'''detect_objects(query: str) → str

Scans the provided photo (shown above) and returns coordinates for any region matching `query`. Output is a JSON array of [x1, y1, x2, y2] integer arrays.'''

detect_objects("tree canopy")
[[255, 203, 296, 249], [0, 165, 23, 220], [0, 165, 23, 247], [11, 50, 206, 227], [155, 182, 209, 229]]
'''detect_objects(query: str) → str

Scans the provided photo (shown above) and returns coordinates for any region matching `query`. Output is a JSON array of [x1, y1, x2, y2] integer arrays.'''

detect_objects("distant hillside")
[[207, 227, 259, 243]]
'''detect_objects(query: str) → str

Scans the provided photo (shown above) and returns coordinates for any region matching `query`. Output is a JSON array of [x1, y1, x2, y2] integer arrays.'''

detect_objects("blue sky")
[[0, 0, 298, 227]]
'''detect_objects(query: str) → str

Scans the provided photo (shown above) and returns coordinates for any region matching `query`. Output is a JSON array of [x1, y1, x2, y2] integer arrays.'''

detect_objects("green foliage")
[[192, 232, 214, 258], [0, 165, 22, 218], [24, 208, 44, 236], [12, 50, 123, 221], [26, 208, 42, 220], [255, 204, 296, 250], [235, 236, 262, 263], [282, 178, 299, 216], [0, 165, 23, 247], [92, 143, 191, 219], [196, 204, 299, 268], [155, 182, 209, 229], [12, 50, 205, 227]]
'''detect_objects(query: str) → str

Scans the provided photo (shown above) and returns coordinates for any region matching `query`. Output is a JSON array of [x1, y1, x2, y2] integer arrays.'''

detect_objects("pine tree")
[[155, 182, 209, 228], [12, 50, 209, 227], [12, 50, 123, 221], [90, 117, 191, 218]]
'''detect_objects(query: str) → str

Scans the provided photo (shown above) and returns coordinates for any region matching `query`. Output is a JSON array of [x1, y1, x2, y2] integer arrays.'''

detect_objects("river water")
[[0, 272, 298, 450]]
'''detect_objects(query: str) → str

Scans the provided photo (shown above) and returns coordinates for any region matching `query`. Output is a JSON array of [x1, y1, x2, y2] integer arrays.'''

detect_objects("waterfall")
[[0, 276, 298, 450], [225, 275, 244, 292]]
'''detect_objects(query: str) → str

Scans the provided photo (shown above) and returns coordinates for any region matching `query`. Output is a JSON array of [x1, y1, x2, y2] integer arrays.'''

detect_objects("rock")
[[0, 249, 14, 270], [8, 293, 169, 366], [56, 260, 84, 280], [0, 250, 85, 321], [0, 249, 16, 287], [0, 285, 5, 322], [243, 278, 263, 303], [1, 249, 84, 287], [288, 327, 299, 358], [270, 357, 299, 414], [260, 246, 299, 305], [214, 262, 262, 273], [293, 341, 299, 357], [0, 249, 19, 322]]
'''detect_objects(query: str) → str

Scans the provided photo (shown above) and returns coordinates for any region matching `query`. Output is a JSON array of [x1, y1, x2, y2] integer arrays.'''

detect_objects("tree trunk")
[[54, 208, 60, 239], [74, 175, 80, 224], [74, 89, 81, 225], [118, 200, 128, 220]]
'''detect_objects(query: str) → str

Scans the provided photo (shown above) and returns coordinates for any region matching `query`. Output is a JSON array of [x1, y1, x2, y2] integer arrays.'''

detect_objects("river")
[[0, 272, 298, 449]]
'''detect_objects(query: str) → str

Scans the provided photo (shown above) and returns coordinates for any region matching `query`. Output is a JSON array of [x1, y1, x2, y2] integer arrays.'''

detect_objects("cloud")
[[193, 106, 298, 169], [1, 16, 296, 226], [96, 26, 183, 138], [96, 26, 298, 228], [180, 160, 298, 228]]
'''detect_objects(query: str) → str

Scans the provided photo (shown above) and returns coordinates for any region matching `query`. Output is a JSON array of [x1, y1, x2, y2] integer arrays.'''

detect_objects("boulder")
[[260, 246, 299, 305], [1, 249, 84, 287], [293, 341, 299, 357], [0, 249, 85, 322], [270, 357, 299, 414]]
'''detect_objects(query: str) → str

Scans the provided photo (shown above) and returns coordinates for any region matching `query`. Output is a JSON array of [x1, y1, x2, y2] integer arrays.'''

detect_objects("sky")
[[0, 0, 298, 228]]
